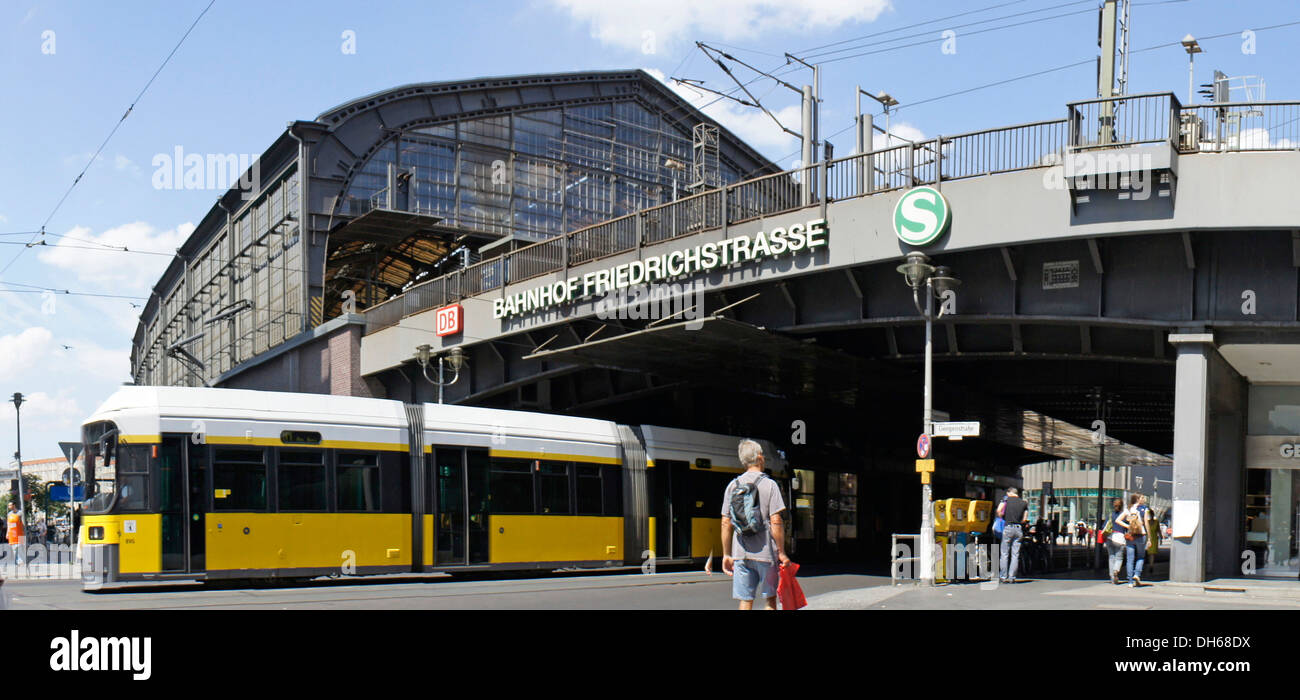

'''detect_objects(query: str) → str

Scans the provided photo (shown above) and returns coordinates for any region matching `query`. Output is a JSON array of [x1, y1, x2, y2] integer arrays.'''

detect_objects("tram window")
[[538, 461, 570, 514], [337, 452, 380, 512], [575, 464, 603, 515], [213, 448, 267, 511], [489, 459, 534, 514], [115, 444, 151, 512], [278, 449, 327, 511], [602, 465, 623, 517]]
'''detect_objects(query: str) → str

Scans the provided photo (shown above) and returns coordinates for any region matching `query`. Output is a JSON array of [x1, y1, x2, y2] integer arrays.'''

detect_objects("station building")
[[129, 69, 1300, 581]]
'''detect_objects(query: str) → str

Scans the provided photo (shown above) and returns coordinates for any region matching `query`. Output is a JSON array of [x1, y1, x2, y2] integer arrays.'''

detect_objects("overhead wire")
[[0, 0, 217, 280]]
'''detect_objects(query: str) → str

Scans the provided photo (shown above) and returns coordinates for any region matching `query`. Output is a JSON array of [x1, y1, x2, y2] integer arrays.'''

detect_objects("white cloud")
[[0, 391, 82, 433], [36, 221, 191, 291], [1236, 127, 1297, 150], [549, 0, 891, 52], [113, 154, 141, 175], [0, 327, 55, 382]]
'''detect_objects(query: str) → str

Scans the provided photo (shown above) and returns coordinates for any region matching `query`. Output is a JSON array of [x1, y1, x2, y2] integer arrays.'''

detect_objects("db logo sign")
[[435, 304, 463, 337]]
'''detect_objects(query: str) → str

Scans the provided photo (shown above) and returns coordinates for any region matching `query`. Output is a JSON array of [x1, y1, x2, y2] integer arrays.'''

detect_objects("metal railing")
[[1178, 101, 1300, 153], [1067, 92, 1181, 151], [943, 118, 1070, 180], [360, 94, 1296, 334], [891, 533, 921, 585]]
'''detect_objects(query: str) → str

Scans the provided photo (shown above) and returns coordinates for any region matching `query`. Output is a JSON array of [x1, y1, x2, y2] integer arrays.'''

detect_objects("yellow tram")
[[77, 387, 787, 588]]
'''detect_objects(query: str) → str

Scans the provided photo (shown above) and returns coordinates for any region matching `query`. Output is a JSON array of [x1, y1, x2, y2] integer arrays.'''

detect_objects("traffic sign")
[[917, 433, 931, 459], [63, 467, 82, 486], [915, 459, 935, 473], [933, 421, 980, 439]]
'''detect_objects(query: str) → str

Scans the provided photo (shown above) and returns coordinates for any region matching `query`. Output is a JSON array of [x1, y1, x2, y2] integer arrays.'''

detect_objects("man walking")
[[721, 439, 791, 610], [998, 487, 1029, 583]]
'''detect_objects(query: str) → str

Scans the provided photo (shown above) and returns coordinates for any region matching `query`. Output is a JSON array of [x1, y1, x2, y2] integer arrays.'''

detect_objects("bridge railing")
[[1067, 91, 1181, 152], [1178, 101, 1300, 152]]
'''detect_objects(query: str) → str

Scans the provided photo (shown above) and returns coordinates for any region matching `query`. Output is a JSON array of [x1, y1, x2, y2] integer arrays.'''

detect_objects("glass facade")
[[1245, 385, 1300, 577], [340, 101, 743, 242], [134, 168, 303, 386]]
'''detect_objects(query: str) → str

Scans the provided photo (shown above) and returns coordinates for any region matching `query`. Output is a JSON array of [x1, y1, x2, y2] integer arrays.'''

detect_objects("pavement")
[[5, 553, 1298, 610], [806, 572, 1300, 610]]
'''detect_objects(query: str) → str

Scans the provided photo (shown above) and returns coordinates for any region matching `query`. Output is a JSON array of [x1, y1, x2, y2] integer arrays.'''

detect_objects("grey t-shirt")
[[721, 471, 786, 563]]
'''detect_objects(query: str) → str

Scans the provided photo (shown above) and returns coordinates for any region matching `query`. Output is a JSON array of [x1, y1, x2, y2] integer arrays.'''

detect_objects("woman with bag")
[[1122, 494, 1148, 587], [1101, 498, 1126, 584]]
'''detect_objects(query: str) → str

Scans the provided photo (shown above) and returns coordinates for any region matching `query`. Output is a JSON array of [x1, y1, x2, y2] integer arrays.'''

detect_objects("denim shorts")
[[732, 559, 779, 601]]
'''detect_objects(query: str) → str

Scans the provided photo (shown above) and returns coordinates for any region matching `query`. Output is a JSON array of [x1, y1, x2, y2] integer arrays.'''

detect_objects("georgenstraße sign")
[[1245, 435, 1300, 468], [493, 217, 828, 320]]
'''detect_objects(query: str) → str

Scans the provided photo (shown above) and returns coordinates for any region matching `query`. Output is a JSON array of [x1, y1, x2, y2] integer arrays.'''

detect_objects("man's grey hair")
[[1007, 487, 1019, 497], [738, 439, 765, 468]]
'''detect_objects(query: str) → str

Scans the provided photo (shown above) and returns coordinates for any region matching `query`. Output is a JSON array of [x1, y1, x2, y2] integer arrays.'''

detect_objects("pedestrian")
[[721, 439, 791, 610], [1144, 499, 1159, 577], [6, 502, 24, 566], [1102, 498, 1125, 584], [1121, 494, 1147, 587], [998, 487, 1030, 583], [32, 517, 46, 548]]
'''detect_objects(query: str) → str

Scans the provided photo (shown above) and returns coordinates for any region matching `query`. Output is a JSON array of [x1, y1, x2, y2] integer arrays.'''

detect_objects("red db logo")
[[435, 304, 463, 337]]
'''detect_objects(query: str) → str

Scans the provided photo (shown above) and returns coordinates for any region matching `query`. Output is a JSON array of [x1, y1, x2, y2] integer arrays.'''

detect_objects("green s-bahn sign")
[[892, 186, 950, 247]]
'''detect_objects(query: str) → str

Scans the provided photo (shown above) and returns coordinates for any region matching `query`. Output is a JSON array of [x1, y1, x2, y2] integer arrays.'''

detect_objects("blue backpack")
[[729, 475, 767, 536]]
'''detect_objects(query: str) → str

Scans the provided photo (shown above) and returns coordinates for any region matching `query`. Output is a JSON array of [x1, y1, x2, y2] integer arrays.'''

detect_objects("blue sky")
[[0, 0, 1296, 462]]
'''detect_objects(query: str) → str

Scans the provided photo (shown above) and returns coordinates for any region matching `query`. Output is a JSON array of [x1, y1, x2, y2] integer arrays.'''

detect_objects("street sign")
[[49, 485, 84, 502], [915, 459, 935, 473], [917, 434, 931, 459], [933, 421, 980, 439]]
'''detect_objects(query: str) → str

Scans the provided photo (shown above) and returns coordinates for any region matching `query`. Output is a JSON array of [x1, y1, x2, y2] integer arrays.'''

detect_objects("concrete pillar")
[[1169, 332, 1213, 582]]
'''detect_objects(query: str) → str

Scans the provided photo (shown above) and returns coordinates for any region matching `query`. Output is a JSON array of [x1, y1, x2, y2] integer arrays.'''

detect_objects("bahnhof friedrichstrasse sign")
[[493, 217, 828, 320]]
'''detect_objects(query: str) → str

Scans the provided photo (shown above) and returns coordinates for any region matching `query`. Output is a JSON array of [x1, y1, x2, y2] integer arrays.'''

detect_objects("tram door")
[[433, 447, 490, 566], [651, 460, 692, 559], [159, 436, 206, 573]]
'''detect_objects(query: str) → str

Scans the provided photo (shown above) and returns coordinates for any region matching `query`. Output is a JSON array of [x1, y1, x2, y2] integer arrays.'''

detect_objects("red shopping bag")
[[777, 562, 807, 610]]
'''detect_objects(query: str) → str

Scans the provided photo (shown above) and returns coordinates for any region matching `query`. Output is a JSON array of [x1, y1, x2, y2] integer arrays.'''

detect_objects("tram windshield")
[[82, 420, 120, 514]]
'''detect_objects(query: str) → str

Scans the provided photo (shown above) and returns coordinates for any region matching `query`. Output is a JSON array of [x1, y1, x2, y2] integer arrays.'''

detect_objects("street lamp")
[[10, 392, 26, 542], [896, 252, 959, 586], [414, 345, 467, 404], [1181, 34, 1202, 105]]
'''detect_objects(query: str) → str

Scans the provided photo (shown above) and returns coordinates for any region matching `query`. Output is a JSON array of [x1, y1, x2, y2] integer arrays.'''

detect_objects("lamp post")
[[896, 252, 960, 586], [1181, 35, 1202, 105], [414, 345, 467, 404], [11, 392, 26, 544]]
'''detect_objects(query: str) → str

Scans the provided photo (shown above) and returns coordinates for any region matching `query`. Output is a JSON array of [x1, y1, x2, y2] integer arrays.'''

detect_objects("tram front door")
[[159, 435, 206, 573], [432, 446, 490, 566]]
